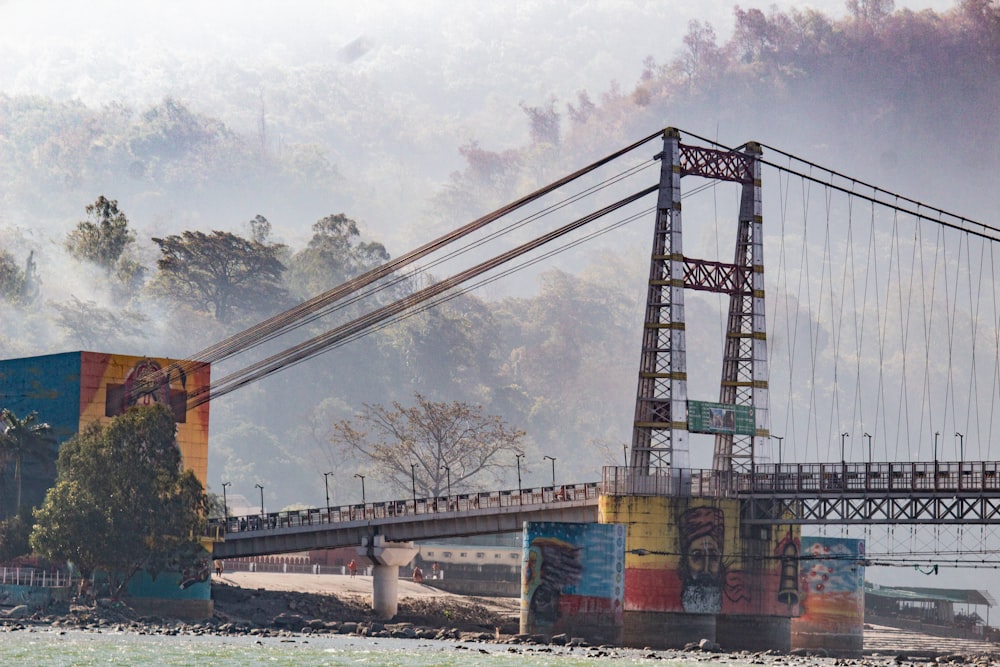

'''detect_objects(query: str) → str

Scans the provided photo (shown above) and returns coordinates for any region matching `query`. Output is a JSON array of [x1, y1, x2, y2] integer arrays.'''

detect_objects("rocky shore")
[[3, 581, 1000, 666]]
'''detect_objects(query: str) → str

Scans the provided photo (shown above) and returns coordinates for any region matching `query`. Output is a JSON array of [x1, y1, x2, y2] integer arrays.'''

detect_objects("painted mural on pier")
[[521, 522, 625, 643], [599, 496, 801, 617], [791, 536, 866, 651]]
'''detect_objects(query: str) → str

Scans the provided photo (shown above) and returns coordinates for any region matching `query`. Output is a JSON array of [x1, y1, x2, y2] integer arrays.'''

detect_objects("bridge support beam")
[[360, 535, 418, 619]]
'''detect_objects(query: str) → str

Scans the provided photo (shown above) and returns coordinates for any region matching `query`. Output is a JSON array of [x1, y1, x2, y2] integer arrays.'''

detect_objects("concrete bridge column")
[[360, 535, 418, 619]]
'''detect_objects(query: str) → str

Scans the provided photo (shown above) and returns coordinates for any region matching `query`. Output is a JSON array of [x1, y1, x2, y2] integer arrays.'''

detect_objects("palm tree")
[[0, 409, 55, 513]]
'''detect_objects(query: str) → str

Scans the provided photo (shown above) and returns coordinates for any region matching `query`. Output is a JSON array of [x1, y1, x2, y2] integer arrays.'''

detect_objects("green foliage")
[[286, 213, 389, 300], [30, 403, 207, 597], [330, 393, 525, 497], [0, 506, 33, 562], [0, 409, 55, 515], [65, 195, 135, 270], [149, 229, 288, 323]]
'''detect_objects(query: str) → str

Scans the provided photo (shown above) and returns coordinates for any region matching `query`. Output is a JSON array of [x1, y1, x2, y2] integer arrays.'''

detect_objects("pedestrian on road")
[[349, 559, 357, 578]]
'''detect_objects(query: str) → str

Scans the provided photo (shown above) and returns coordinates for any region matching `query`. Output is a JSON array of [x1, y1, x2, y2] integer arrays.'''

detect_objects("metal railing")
[[208, 482, 600, 536], [599, 461, 1000, 497], [0, 567, 73, 588]]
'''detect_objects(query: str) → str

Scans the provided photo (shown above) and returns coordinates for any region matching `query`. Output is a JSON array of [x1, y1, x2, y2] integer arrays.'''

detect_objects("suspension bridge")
[[189, 127, 1000, 648]]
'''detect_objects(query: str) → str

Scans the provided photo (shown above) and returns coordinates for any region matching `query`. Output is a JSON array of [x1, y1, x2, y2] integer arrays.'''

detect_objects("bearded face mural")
[[678, 506, 725, 614]]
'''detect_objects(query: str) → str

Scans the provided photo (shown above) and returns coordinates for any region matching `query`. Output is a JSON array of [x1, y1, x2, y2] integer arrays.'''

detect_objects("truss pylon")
[[629, 128, 770, 474]]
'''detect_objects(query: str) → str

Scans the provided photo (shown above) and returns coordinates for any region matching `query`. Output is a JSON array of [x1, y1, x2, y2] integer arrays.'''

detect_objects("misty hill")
[[0, 2, 997, 532]]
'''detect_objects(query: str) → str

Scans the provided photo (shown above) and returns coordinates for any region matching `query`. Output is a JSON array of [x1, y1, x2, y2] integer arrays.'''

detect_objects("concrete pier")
[[360, 535, 418, 619]]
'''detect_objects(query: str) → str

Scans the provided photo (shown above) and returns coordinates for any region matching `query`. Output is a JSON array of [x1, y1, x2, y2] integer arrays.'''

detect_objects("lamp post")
[[956, 432, 964, 463], [840, 432, 849, 466], [770, 435, 784, 467], [441, 466, 451, 499], [934, 431, 940, 463], [221, 481, 231, 521], [515, 453, 524, 501], [323, 471, 334, 511], [544, 455, 556, 487], [410, 463, 417, 511], [354, 473, 366, 505], [863, 433, 872, 465], [623, 444, 628, 467], [255, 483, 264, 517]]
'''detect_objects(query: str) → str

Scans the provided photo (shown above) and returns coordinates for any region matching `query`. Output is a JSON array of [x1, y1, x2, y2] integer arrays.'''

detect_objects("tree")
[[65, 196, 136, 272], [329, 393, 526, 498], [150, 229, 287, 323], [30, 403, 207, 597], [0, 248, 38, 305], [51, 296, 149, 350], [286, 213, 389, 300], [0, 409, 54, 513], [0, 506, 34, 562]]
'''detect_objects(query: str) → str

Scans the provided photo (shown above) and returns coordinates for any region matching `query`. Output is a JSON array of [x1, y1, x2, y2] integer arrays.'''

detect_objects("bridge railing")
[[208, 481, 601, 536], [741, 460, 1000, 494], [600, 467, 738, 498], [600, 461, 1000, 498]]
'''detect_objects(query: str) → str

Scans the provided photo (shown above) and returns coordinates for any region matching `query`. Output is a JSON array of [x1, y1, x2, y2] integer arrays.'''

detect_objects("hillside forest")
[[0, 1, 998, 510]]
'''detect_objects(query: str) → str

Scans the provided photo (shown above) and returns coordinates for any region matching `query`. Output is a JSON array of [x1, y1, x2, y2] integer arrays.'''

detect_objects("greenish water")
[[0, 629, 704, 666]]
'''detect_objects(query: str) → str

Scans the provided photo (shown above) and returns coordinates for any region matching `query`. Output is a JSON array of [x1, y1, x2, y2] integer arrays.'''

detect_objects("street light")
[[255, 483, 264, 517], [623, 444, 628, 467], [221, 481, 231, 521], [323, 471, 334, 511], [863, 433, 872, 465], [515, 453, 524, 500], [544, 455, 556, 487], [770, 436, 784, 467], [354, 473, 366, 505], [956, 432, 964, 463], [410, 463, 417, 511], [840, 432, 849, 466], [934, 431, 940, 463], [441, 466, 451, 499]]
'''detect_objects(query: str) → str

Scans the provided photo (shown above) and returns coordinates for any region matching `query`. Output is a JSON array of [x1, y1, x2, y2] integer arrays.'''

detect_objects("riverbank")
[[4, 571, 1000, 665]]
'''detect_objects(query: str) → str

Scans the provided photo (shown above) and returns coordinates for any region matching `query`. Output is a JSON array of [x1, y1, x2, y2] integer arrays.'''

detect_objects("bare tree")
[[329, 393, 525, 499]]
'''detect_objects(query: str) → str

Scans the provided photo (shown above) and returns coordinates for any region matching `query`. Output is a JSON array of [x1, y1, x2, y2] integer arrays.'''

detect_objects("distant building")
[[866, 582, 996, 636]]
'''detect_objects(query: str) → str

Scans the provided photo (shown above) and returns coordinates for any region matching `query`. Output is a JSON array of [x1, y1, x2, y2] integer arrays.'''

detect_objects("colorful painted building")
[[0, 351, 210, 515]]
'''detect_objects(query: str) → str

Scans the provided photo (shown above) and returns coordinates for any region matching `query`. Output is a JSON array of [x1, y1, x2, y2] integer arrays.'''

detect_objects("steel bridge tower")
[[629, 128, 769, 474]]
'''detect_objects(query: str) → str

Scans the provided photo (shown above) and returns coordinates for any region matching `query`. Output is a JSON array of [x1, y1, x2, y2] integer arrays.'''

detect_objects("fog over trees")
[[0, 1, 997, 591]]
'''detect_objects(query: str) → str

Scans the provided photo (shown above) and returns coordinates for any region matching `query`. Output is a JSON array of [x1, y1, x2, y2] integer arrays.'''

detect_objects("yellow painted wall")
[[78, 353, 210, 485], [599, 495, 800, 617]]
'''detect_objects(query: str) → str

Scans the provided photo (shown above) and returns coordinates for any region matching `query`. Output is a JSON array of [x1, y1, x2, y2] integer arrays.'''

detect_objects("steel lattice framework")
[[630, 129, 769, 473]]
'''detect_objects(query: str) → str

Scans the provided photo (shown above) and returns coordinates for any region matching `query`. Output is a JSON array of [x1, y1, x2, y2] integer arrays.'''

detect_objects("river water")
[[0, 629, 711, 666]]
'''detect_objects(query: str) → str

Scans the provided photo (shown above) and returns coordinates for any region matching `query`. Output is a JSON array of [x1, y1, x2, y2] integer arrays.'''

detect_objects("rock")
[[699, 638, 722, 653], [550, 633, 569, 645]]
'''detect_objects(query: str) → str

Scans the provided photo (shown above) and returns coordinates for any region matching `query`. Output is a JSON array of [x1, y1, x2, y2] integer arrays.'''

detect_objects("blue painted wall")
[[0, 352, 83, 516]]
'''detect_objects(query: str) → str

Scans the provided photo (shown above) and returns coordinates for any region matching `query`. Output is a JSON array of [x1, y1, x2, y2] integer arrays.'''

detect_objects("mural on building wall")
[[792, 536, 865, 645], [80, 353, 210, 485], [521, 522, 625, 640], [599, 496, 800, 618]]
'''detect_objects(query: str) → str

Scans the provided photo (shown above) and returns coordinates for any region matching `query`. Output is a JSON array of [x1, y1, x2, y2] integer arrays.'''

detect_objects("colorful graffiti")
[[792, 536, 865, 649], [521, 522, 625, 641], [599, 496, 800, 617]]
